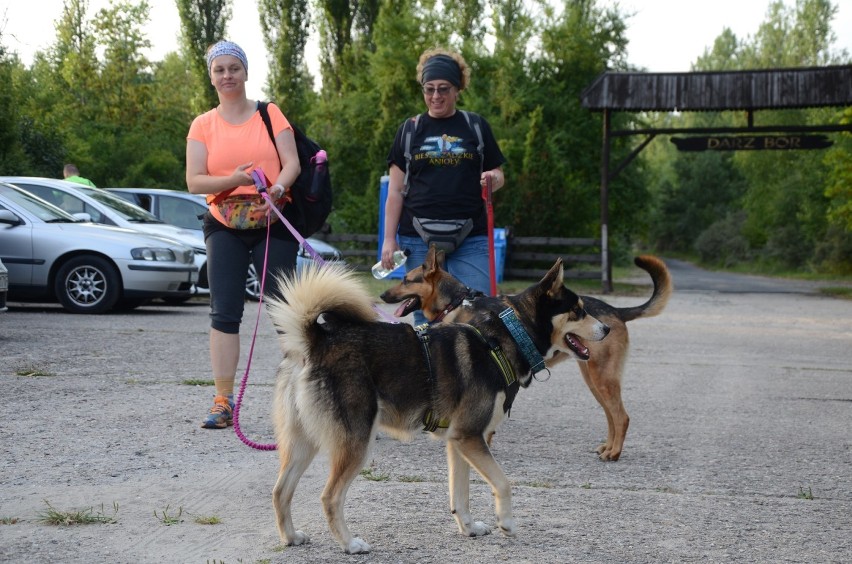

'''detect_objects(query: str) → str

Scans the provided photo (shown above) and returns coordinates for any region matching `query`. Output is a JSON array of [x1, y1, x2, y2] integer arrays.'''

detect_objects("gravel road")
[[1, 264, 850, 563]]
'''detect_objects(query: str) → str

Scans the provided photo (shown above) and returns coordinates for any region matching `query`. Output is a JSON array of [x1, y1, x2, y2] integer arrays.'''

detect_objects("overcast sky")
[[3, 0, 851, 99]]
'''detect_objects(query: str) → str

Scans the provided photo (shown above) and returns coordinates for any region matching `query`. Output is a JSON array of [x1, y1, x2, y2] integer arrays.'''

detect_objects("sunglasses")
[[422, 85, 454, 97]]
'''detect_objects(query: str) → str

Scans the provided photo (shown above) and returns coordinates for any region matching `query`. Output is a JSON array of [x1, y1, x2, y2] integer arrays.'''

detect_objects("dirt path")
[[1, 281, 850, 563]]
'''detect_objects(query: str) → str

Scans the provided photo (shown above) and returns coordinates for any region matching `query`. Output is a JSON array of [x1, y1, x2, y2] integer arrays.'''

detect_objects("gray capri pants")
[[203, 213, 298, 334]]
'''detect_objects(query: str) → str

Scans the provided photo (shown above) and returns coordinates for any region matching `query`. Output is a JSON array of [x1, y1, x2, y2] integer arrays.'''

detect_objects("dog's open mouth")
[[394, 297, 421, 318], [565, 333, 590, 360]]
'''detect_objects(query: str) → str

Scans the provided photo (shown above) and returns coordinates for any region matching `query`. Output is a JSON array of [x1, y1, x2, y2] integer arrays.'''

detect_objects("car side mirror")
[[0, 210, 22, 226], [72, 212, 93, 222]]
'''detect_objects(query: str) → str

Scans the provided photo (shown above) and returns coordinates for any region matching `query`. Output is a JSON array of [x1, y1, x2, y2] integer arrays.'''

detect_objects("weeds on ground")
[[192, 514, 222, 525], [820, 287, 852, 300], [38, 500, 118, 525], [797, 486, 814, 500], [580, 482, 592, 489], [15, 365, 54, 377], [398, 475, 427, 483], [1, 517, 19, 524], [154, 504, 183, 525], [519, 480, 553, 488], [360, 466, 390, 482], [183, 379, 215, 386]]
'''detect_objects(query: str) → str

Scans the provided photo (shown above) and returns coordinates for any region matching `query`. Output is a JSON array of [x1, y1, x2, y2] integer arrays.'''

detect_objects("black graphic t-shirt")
[[387, 111, 506, 237]]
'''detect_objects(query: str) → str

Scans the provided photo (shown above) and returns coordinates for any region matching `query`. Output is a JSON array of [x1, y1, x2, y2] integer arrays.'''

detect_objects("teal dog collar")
[[499, 308, 546, 374]]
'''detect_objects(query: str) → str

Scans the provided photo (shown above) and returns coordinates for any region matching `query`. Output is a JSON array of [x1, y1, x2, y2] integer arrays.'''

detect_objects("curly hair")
[[416, 48, 471, 91]]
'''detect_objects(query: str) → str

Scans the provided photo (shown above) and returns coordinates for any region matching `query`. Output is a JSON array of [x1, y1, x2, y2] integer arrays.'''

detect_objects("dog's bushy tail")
[[616, 255, 673, 322], [265, 262, 377, 359]]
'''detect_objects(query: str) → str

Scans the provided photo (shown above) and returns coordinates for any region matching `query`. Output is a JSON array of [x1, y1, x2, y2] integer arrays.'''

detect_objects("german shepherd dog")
[[265, 260, 609, 554], [380, 246, 672, 461]]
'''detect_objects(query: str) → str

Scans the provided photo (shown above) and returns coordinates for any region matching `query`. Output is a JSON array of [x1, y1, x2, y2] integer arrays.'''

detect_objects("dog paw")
[[287, 530, 310, 546], [344, 537, 371, 554], [598, 449, 621, 462], [498, 517, 517, 537], [467, 521, 492, 537]]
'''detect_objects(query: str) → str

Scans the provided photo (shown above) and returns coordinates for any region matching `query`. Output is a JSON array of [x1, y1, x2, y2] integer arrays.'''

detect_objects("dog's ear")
[[541, 258, 565, 296], [436, 248, 446, 270]]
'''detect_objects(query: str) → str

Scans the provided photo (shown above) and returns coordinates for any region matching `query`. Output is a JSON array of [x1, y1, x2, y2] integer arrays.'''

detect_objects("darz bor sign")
[[671, 135, 833, 152]]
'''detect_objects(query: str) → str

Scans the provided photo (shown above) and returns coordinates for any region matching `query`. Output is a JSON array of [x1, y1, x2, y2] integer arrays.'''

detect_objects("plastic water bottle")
[[307, 150, 328, 202], [372, 249, 409, 279]]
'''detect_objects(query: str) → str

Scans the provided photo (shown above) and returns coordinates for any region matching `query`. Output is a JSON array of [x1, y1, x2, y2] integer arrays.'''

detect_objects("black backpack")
[[258, 101, 332, 237]]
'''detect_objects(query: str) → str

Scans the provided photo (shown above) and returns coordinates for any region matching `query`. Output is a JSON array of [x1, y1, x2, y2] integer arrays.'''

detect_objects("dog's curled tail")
[[265, 262, 377, 358], [617, 255, 673, 322]]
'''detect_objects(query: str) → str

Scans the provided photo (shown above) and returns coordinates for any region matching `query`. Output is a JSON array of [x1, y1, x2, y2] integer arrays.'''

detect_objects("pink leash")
[[231, 170, 398, 451]]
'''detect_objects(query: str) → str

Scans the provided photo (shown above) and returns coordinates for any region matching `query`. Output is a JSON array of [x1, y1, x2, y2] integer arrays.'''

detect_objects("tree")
[[177, 0, 231, 112], [258, 0, 315, 119]]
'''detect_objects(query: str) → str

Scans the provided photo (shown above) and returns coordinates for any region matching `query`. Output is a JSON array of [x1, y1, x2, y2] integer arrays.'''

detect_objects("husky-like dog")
[[381, 246, 672, 461], [265, 260, 609, 554]]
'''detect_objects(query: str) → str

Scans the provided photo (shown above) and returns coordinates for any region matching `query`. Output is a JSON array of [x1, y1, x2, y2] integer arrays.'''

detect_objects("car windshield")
[[0, 184, 80, 222], [76, 186, 165, 223]]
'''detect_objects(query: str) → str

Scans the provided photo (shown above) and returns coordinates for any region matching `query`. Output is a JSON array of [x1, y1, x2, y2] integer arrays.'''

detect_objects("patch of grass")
[[819, 286, 852, 300], [182, 379, 215, 386], [154, 504, 183, 525], [15, 365, 54, 377], [656, 486, 679, 494], [519, 480, 553, 488], [193, 514, 222, 525], [1, 517, 19, 525], [360, 467, 390, 482], [797, 486, 814, 500], [37, 500, 118, 525], [398, 475, 427, 483], [580, 482, 592, 489]]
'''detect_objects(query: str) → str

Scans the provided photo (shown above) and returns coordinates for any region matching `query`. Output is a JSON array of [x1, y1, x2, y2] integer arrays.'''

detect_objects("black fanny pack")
[[412, 217, 474, 253]]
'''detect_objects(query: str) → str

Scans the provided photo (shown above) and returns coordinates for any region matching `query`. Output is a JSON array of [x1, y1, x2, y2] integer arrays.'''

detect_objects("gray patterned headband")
[[206, 41, 248, 74]]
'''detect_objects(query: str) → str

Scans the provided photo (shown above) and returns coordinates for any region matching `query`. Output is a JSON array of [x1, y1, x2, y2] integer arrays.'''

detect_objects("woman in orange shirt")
[[186, 40, 300, 429]]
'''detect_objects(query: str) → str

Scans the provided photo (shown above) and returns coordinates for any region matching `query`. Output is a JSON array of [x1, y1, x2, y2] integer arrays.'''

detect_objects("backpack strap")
[[402, 114, 421, 198], [460, 110, 485, 178], [257, 101, 280, 164]]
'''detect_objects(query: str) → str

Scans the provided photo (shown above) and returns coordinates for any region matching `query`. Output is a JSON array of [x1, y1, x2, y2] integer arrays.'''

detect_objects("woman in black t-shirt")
[[382, 48, 506, 325]]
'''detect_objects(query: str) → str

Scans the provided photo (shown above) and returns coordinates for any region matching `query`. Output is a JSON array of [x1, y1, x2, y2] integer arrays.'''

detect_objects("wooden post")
[[600, 109, 613, 293]]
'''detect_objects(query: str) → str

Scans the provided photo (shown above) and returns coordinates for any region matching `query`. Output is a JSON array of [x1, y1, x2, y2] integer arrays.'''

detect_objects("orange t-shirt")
[[187, 102, 291, 204]]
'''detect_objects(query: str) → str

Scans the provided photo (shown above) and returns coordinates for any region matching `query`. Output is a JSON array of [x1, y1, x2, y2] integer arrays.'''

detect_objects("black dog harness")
[[433, 286, 485, 322], [415, 323, 518, 432]]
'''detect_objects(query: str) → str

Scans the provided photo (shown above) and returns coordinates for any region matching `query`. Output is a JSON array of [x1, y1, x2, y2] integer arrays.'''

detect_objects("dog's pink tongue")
[[393, 301, 409, 317], [567, 334, 590, 359]]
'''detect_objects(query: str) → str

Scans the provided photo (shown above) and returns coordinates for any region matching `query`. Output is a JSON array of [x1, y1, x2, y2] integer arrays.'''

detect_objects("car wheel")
[[54, 255, 121, 314], [245, 264, 261, 301]]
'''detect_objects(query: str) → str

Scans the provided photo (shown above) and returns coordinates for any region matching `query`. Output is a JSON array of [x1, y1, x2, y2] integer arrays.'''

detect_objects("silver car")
[[106, 187, 344, 300], [0, 256, 8, 313], [1, 177, 207, 298], [0, 183, 197, 314]]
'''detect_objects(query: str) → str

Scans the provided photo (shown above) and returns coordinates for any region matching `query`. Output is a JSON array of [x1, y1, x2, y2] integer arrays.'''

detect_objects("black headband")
[[421, 55, 461, 88]]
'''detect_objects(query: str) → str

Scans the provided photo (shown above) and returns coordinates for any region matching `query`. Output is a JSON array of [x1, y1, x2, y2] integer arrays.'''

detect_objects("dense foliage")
[[0, 0, 849, 272]]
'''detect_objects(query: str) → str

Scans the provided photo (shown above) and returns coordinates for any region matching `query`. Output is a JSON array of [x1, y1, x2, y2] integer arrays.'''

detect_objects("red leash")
[[482, 174, 497, 296]]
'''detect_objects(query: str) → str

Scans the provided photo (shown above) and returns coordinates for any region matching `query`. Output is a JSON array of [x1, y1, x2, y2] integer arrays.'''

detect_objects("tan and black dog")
[[380, 246, 672, 461], [265, 260, 609, 554]]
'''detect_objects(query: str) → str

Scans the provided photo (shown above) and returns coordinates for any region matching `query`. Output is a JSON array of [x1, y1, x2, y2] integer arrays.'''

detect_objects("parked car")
[[1, 177, 207, 300], [106, 187, 343, 300], [0, 257, 8, 313], [0, 182, 197, 314]]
